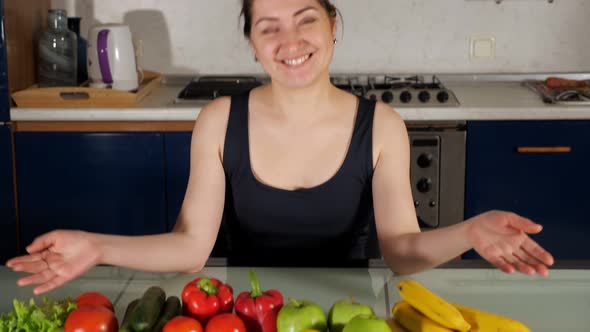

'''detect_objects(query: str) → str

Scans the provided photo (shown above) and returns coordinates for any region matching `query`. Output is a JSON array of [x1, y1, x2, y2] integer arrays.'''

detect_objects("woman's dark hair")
[[240, 0, 341, 39]]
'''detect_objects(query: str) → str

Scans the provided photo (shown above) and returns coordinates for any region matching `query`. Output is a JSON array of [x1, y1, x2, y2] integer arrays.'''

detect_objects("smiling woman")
[[242, 0, 339, 88], [7, 0, 554, 295]]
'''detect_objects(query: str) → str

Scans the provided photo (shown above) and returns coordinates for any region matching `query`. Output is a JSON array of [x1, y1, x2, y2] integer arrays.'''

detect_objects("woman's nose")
[[279, 29, 303, 51]]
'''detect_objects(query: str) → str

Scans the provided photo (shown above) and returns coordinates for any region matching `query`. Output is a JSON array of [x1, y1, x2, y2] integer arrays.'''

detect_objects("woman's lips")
[[281, 53, 313, 67]]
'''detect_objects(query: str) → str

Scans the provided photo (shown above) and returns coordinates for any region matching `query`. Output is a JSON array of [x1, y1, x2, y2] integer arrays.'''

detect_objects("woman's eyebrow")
[[293, 6, 319, 17], [254, 6, 319, 26]]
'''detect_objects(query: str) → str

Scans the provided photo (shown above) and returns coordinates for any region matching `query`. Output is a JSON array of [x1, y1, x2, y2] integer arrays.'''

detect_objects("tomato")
[[65, 305, 118, 332], [163, 316, 204, 332], [205, 313, 246, 332], [75, 292, 114, 312]]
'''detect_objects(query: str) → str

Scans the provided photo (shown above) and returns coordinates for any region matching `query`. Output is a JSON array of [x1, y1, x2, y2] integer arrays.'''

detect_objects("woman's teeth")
[[283, 54, 311, 66]]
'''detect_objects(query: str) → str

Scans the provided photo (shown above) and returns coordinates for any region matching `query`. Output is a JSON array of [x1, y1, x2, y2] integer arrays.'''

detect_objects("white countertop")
[[10, 80, 590, 122], [1, 265, 588, 331]]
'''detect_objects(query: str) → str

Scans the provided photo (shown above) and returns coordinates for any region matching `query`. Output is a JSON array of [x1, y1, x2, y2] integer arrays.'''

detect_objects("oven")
[[406, 121, 466, 229]]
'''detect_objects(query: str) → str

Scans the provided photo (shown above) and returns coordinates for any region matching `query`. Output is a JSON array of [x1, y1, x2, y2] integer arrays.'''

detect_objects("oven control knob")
[[417, 178, 432, 193], [381, 91, 394, 103], [437, 90, 450, 103], [400, 91, 412, 103], [418, 216, 436, 228], [418, 91, 431, 103], [417, 153, 433, 168]]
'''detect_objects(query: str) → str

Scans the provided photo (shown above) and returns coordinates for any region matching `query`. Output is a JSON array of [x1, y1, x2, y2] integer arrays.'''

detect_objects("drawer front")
[[465, 121, 590, 259]]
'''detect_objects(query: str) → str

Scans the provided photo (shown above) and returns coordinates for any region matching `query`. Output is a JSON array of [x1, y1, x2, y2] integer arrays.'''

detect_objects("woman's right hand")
[[6, 230, 102, 295]]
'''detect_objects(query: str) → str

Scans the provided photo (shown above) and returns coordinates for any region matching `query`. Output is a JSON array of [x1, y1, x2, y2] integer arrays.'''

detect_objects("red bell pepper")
[[235, 270, 284, 332], [181, 277, 234, 325]]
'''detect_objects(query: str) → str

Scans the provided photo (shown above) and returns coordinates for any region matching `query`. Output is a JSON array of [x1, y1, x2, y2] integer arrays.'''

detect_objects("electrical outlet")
[[470, 36, 496, 60]]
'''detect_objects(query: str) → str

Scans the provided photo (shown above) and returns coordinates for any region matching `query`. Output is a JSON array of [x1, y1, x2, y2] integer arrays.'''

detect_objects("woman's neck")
[[268, 73, 337, 122]]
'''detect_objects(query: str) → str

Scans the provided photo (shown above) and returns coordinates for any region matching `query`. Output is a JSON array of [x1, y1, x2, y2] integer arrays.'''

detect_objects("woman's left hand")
[[466, 210, 554, 276]]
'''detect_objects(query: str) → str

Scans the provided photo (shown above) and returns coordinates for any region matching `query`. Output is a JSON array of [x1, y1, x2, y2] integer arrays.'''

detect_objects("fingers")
[[522, 238, 554, 267], [33, 275, 71, 295], [513, 249, 549, 277], [506, 253, 536, 276], [480, 241, 550, 276], [6, 252, 45, 267], [479, 245, 515, 274], [487, 255, 515, 274], [507, 215, 542, 234], [16, 268, 56, 287], [26, 231, 59, 254], [9, 260, 49, 274]]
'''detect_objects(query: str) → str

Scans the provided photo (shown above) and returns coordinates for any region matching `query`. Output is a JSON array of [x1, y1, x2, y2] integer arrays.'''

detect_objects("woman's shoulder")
[[197, 95, 232, 123], [371, 100, 409, 151], [372, 100, 406, 132], [191, 96, 232, 146]]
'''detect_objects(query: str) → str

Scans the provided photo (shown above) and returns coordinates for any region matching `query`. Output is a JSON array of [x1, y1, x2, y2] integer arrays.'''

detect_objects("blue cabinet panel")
[[16, 133, 167, 249], [0, 125, 16, 262], [164, 132, 227, 257], [465, 120, 590, 259]]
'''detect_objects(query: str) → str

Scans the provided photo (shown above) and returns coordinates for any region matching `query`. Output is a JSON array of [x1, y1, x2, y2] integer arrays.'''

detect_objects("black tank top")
[[221, 91, 378, 267]]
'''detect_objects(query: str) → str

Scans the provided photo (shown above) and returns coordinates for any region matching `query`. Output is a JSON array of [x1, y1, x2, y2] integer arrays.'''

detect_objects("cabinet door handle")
[[516, 146, 572, 153]]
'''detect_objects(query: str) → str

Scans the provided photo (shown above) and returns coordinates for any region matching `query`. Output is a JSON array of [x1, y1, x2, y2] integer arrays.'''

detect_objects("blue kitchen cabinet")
[[0, 0, 16, 263], [464, 120, 590, 259], [15, 133, 168, 250], [0, 125, 17, 263], [164, 132, 227, 257], [0, 0, 7, 123]]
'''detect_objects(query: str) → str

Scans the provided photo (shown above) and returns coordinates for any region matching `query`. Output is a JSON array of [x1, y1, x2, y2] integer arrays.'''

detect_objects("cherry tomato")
[[205, 313, 246, 332], [163, 316, 204, 332], [75, 292, 114, 312], [65, 305, 118, 332]]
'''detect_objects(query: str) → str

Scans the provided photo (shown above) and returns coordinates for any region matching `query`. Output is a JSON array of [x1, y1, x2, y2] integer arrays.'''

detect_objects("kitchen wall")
[[50, 0, 590, 75]]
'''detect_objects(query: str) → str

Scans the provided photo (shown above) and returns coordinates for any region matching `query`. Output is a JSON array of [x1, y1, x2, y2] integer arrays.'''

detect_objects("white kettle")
[[87, 24, 141, 91]]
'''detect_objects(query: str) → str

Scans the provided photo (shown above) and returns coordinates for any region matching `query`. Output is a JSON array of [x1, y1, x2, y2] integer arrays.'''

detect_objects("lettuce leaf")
[[0, 297, 77, 332]]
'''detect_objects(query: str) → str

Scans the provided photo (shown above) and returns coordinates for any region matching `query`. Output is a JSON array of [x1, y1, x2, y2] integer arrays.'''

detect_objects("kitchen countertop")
[[9, 78, 590, 122], [1, 264, 589, 331]]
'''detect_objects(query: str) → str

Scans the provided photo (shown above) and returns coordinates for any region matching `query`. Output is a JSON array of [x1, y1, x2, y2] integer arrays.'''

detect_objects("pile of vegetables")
[[0, 297, 77, 332], [0, 269, 393, 332]]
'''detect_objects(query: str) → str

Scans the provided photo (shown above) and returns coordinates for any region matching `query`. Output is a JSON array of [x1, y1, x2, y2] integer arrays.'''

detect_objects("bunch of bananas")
[[389, 279, 531, 332]]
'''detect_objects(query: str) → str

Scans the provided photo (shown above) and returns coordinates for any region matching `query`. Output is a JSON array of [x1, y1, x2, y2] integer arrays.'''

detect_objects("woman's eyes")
[[259, 17, 317, 35], [300, 17, 317, 25], [261, 27, 279, 35]]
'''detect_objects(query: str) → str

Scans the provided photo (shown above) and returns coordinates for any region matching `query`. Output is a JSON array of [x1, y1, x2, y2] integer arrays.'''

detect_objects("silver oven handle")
[[516, 146, 572, 153]]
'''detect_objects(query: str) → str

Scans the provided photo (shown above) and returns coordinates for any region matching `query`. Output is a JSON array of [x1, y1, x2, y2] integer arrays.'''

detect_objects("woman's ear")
[[248, 40, 258, 62], [331, 20, 337, 42]]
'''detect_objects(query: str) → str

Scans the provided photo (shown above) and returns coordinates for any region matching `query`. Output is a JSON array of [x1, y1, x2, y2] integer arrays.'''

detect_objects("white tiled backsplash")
[[51, 0, 590, 75]]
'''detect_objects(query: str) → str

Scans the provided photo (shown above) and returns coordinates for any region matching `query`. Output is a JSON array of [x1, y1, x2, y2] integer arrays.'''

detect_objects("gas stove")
[[176, 74, 460, 107], [331, 75, 460, 107]]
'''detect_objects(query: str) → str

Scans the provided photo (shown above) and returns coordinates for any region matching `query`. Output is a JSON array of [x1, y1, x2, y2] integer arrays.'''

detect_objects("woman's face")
[[249, 0, 336, 88]]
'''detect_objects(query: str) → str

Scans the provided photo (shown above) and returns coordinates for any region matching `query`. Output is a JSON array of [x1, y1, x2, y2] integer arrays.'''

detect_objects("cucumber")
[[128, 286, 167, 332], [150, 296, 182, 332], [119, 298, 140, 332]]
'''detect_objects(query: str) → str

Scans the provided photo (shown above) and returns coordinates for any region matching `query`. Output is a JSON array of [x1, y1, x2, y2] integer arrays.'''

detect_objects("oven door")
[[407, 122, 466, 229]]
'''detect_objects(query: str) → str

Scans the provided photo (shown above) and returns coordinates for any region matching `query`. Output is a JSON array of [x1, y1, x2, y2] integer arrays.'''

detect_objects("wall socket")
[[470, 36, 496, 60]]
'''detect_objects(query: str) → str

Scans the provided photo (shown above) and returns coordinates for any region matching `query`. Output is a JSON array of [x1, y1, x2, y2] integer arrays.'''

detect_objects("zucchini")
[[128, 286, 167, 332], [119, 298, 140, 332], [150, 296, 182, 332]]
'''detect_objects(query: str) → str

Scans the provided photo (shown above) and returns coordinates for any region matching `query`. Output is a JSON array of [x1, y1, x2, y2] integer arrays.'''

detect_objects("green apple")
[[328, 299, 375, 332], [342, 314, 392, 332], [277, 298, 327, 332]]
